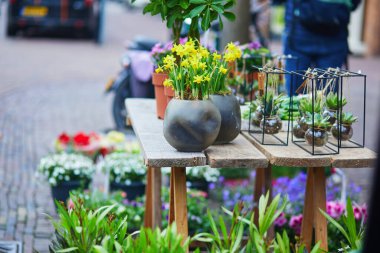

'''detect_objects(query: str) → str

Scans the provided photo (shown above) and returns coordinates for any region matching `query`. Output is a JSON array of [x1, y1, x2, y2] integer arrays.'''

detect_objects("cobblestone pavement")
[[0, 1, 379, 252]]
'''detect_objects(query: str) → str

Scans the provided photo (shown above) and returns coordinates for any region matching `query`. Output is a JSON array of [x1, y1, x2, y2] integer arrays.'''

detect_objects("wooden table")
[[242, 131, 376, 251], [126, 98, 268, 245]]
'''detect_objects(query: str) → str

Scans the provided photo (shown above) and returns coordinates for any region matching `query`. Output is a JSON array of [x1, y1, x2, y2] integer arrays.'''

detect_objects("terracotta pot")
[[152, 72, 168, 119], [163, 99, 221, 152], [164, 85, 175, 103]]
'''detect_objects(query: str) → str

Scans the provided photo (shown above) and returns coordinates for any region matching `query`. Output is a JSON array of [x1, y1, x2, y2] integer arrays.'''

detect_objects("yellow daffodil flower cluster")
[[156, 40, 242, 100]]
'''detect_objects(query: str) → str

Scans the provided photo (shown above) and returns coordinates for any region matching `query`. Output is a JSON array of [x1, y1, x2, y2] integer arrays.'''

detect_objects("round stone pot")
[[110, 181, 145, 200], [331, 123, 353, 141], [305, 127, 329, 147], [210, 94, 241, 144], [152, 72, 168, 119], [51, 180, 89, 204], [163, 99, 221, 152], [260, 116, 282, 134]]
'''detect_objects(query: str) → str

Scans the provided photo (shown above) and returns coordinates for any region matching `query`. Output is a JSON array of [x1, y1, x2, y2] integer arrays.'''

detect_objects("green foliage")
[[257, 91, 283, 117], [340, 112, 358, 125], [320, 198, 365, 251], [305, 113, 331, 129], [299, 95, 324, 115], [326, 92, 347, 110], [139, 0, 236, 43]]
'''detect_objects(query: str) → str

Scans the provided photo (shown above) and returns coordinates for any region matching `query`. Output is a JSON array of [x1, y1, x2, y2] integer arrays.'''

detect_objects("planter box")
[[51, 180, 89, 204], [110, 181, 145, 200]]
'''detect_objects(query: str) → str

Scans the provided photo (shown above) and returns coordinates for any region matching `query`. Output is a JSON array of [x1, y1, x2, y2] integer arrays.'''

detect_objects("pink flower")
[[274, 212, 287, 227], [353, 206, 362, 220], [289, 214, 303, 235], [326, 201, 345, 219], [67, 199, 75, 210]]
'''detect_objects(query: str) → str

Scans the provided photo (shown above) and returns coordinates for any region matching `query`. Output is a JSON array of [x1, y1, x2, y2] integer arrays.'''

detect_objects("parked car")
[[6, 0, 101, 39]]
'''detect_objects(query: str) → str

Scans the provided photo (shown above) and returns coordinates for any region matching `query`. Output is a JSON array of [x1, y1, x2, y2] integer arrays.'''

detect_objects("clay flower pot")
[[209, 94, 241, 144], [260, 116, 282, 134], [163, 99, 221, 152], [305, 127, 329, 147], [331, 123, 353, 141], [164, 85, 175, 103], [152, 72, 168, 119]]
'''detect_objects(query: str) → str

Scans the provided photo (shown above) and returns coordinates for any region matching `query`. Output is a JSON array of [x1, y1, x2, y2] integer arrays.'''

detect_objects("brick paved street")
[[0, 1, 379, 252]]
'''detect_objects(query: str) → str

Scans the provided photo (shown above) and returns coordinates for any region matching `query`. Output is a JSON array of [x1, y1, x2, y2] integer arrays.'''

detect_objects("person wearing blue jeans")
[[273, 0, 362, 95]]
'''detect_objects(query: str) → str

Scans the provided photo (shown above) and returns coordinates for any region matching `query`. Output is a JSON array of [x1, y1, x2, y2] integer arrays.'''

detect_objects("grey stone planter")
[[210, 94, 241, 144], [163, 99, 221, 152]]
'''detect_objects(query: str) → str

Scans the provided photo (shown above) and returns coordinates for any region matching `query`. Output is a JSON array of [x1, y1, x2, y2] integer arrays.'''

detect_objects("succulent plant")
[[340, 112, 358, 125], [299, 95, 324, 115], [326, 92, 347, 110], [257, 90, 283, 117], [305, 113, 332, 129]]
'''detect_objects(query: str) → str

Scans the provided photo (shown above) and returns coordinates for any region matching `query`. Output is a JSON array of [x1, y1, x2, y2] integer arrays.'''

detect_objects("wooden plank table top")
[[126, 98, 268, 169], [241, 131, 376, 168]]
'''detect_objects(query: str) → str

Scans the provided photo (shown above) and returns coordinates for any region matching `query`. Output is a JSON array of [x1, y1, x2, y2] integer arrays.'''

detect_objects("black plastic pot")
[[210, 94, 241, 144], [51, 180, 89, 204], [187, 180, 209, 194], [163, 99, 221, 152], [110, 181, 145, 200]]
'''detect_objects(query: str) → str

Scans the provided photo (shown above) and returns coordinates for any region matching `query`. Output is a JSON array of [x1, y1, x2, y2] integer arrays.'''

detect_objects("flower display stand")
[[125, 98, 268, 249], [241, 131, 376, 251]]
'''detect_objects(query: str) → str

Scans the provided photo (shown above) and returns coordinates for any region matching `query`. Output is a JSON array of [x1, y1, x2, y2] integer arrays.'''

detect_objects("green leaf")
[[55, 248, 79, 253], [190, 0, 207, 3], [211, 4, 224, 14], [223, 11, 236, 21], [320, 208, 350, 243], [188, 5, 206, 18], [201, 7, 211, 31], [310, 241, 321, 253]]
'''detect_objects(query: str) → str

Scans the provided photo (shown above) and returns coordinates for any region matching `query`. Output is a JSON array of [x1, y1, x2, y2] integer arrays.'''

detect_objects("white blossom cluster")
[[186, 166, 220, 182], [37, 153, 94, 186], [101, 153, 146, 185]]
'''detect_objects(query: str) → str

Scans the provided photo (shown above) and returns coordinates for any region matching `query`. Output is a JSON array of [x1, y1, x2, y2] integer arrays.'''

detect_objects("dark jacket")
[[273, 0, 361, 55]]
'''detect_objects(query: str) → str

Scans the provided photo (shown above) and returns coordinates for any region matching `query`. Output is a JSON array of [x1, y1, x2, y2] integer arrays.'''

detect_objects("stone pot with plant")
[[101, 152, 146, 200], [37, 153, 94, 204], [304, 113, 332, 147], [331, 112, 358, 141], [324, 92, 347, 126]]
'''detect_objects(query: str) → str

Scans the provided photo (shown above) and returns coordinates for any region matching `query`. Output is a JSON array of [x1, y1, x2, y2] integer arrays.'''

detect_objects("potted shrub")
[[304, 113, 332, 147], [37, 153, 94, 203], [324, 92, 347, 125], [101, 152, 146, 200], [258, 91, 283, 134], [332, 112, 358, 141], [186, 166, 220, 193]]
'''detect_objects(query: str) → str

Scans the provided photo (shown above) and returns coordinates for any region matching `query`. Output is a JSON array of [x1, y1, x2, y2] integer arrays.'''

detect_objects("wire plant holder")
[[291, 69, 341, 155], [246, 65, 294, 146], [318, 68, 366, 149]]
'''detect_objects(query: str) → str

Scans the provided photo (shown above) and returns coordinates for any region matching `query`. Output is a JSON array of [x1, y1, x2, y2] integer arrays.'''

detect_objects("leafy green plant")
[[139, 0, 236, 43], [320, 198, 365, 251], [340, 112, 358, 125], [326, 92, 347, 110], [47, 195, 128, 253], [299, 95, 324, 115], [257, 91, 283, 117], [306, 113, 331, 129], [273, 231, 322, 253]]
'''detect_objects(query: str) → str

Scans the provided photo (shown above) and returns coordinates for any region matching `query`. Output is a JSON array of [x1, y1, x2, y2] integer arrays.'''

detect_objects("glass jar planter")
[[305, 127, 329, 147], [260, 116, 282, 134], [331, 123, 353, 141]]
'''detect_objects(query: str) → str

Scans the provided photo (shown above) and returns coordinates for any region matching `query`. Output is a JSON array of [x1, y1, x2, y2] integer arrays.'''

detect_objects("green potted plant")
[[258, 90, 283, 134], [331, 112, 358, 141], [324, 92, 347, 125], [37, 153, 94, 203], [304, 113, 332, 147], [101, 152, 146, 200]]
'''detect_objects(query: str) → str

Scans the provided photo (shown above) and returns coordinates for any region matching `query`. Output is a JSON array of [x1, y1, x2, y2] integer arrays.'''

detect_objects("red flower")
[[73, 132, 90, 146], [58, 132, 71, 145]]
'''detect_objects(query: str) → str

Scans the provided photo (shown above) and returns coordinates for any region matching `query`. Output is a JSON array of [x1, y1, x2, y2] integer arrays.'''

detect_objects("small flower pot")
[[152, 72, 169, 119], [110, 181, 145, 200], [305, 128, 329, 147], [293, 120, 306, 139], [51, 180, 89, 204], [164, 85, 175, 103], [331, 123, 353, 141], [163, 99, 221, 152], [260, 116, 282, 134], [209, 94, 241, 144]]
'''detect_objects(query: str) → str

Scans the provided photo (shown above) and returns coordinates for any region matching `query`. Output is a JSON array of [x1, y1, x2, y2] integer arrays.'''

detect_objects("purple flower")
[[326, 201, 345, 219], [151, 43, 164, 55], [289, 214, 303, 235], [274, 212, 287, 227], [209, 182, 215, 190], [248, 41, 261, 50], [179, 37, 188, 45]]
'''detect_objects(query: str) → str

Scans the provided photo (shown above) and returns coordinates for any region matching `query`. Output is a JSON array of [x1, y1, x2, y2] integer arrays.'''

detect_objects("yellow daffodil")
[[199, 62, 207, 70], [204, 76, 211, 82], [176, 73, 182, 80], [163, 79, 173, 87], [220, 66, 228, 74], [199, 47, 210, 58], [194, 75, 203, 84], [213, 52, 221, 61], [181, 59, 190, 68], [155, 66, 164, 73], [163, 55, 176, 65]]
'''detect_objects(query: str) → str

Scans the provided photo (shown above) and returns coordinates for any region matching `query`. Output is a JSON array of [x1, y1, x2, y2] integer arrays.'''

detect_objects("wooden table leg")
[[169, 167, 175, 224], [144, 166, 153, 228], [170, 167, 188, 246], [254, 168, 265, 226], [314, 167, 328, 251], [301, 167, 328, 252], [301, 168, 315, 251]]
